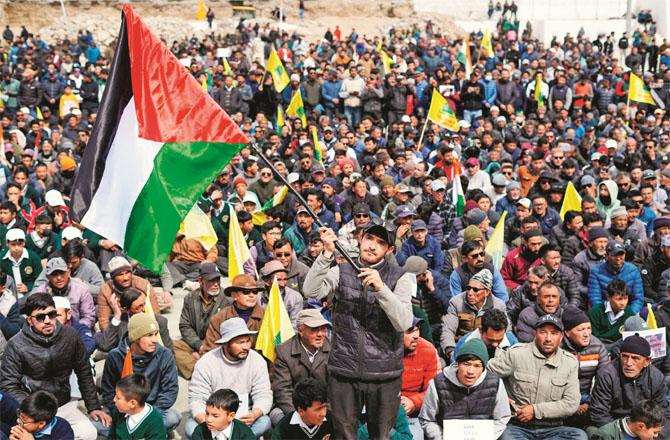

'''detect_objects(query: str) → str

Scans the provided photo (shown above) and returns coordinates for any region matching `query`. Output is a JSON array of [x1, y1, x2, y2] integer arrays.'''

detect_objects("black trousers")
[[328, 374, 401, 440]]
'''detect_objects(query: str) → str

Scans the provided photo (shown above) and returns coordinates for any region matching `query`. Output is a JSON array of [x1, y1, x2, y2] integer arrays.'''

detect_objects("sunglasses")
[[502, 171, 513, 176], [465, 164, 477, 168], [468, 251, 485, 259], [354, 214, 370, 219], [553, 156, 564, 160], [31, 310, 57, 322], [237, 290, 259, 296], [467, 286, 487, 293], [261, 172, 272, 177], [275, 252, 292, 257]]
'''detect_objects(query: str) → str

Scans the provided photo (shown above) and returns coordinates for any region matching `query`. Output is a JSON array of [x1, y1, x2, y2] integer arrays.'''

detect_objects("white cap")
[[605, 139, 618, 149], [6, 228, 25, 243], [53, 296, 71, 310], [287, 172, 300, 184], [44, 190, 65, 207], [516, 198, 532, 209], [591, 152, 603, 161], [430, 180, 446, 192], [62, 226, 83, 241]]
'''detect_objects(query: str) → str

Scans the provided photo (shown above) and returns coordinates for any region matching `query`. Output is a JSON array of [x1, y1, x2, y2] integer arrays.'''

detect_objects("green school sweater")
[[192, 419, 255, 440], [587, 303, 635, 342], [109, 404, 167, 440]]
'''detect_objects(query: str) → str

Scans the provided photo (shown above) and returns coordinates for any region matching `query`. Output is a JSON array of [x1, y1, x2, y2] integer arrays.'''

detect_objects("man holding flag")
[[304, 223, 413, 439]]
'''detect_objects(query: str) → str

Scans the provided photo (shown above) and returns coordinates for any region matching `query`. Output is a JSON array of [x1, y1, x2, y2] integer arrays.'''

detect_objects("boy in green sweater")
[[192, 389, 255, 440], [587, 279, 635, 346], [589, 399, 665, 440], [272, 378, 333, 440], [110, 373, 167, 440]]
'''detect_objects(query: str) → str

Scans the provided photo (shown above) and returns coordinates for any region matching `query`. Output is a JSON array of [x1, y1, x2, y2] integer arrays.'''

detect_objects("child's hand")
[[89, 409, 111, 427], [10, 425, 34, 440]]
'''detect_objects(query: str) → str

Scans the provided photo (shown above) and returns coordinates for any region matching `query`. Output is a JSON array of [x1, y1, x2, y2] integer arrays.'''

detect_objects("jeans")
[[501, 424, 588, 440], [345, 106, 362, 127], [185, 415, 271, 439], [463, 109, 483, 124], [299, 8, 304, 19]]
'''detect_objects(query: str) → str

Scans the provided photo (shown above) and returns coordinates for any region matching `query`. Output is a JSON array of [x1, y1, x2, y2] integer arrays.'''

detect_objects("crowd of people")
[[2, 5, 670, 440]]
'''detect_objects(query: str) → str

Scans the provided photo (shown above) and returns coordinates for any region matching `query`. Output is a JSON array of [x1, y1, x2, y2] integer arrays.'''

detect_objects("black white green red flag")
[[70, 5, 248, 272]]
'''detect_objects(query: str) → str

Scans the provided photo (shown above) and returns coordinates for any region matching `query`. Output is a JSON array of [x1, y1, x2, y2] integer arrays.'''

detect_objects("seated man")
[[488, 315, 585, 440], [589, 400, 666, 440], [539, 243, 582, 308], [397, 220, 445, 282], [258, 260, 302, 329], [271, 309, 330, 426], [272, 238, 309, 294], [590, 335, 670, 429], [587, 279, 636, 346], [200, 274, 265, 354], [32, 257, 96, 329], [174, 262, 230, 380], [560, 307, 609, 427], [515, 282, 563, 342], [419, 339, 511, 439], [188, 318, 272, 438], [506, 265, 549, 327], [0, 293, 109, 440], [164, 233, 218, 291], [441, 269, 507, 361], [571, 225, 608, 299], [54, 296, 95, 355], [402, 317, 440, 440], [99, 286, 172, 352], [450, 240, 508, 301], [97, 256, 159, 331], [454, 308, 518, 361], [588, 241, 644, 314], [60, 239, 104, 300], [272, 378, 333, 440], [101, 314, 180, 434], [500, 229, 543, 290]]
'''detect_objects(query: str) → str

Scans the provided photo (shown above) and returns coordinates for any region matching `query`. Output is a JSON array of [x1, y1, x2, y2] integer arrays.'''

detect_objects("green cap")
[[456, 338, 489, 368]]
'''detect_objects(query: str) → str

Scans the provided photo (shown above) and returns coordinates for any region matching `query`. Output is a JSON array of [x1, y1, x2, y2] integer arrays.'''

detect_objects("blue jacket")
[[588, 262, 644, 313], [0, 301, 22, 341], [478, 79, 498, 106], [101, 337, 179, 414], [321, 79, 342, 109], [317, 207, 338, 233], [495, 195, 518, 216], [536, 207, 562, 236], [449, 266, 509, 302], [397, 235, 444, 272], [639, 206, 656, 237], [71, 317, 95, 355], [284, 223, 319, 255]]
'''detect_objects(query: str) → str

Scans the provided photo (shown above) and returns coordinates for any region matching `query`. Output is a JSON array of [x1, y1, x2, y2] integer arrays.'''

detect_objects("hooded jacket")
[[596, 180, 621, 220], [588, 261, 644, 313]]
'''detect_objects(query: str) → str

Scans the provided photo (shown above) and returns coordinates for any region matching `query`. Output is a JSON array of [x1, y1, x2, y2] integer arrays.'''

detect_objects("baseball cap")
[[363, 223, 394, 245], [516, 198, 532, 209], [45, 257, 68, 275], [534, 314, 564, 331], [396, 183, 412, 193], [396, 205, 415, 218], [492, 174, 507, 187], [353, 203, 371, 215], [465, 157, 479, 167], [642, 169, 656, 180], [606, 241, 626, 256], [296, 206, 310, 216], [62, 226, 83, 241], [44, 190, 65, 207], [411, 220, 428, 232], [6, 228, 25, 243], [198, 262, 221, 281], [296, 309, 331, 328], [431, 180, 446, 192]]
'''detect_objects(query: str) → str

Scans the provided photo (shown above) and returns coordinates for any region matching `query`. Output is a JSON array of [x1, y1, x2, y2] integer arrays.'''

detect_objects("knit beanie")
[[623, 316, 648, 332], [128, 314, 159, 343], [60, 156, 76, 172], [471, 269, 493, 291], [620, 334, 651, 358], [380, 176, 395, 188], [464, 199, 479, 213], [403, 256, 428, 275], [588, 226, 609, 242], [466, 208, 487, 226], [562, 307, 589, 332], [456, 338, 489, 368], [463, 225, 484, 242]]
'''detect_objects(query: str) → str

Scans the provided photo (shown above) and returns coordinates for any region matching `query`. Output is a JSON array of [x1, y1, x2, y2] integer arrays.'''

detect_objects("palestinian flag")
[[70, 5, 248, 272]]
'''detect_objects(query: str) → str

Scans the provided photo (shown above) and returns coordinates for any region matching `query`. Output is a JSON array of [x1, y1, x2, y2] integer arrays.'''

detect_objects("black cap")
[[534, 314, 564, 331], [353, 203, 371, 215], [199, 262, 221, 281], [606, 241, 626, 256], [363, 223, 395, 246]]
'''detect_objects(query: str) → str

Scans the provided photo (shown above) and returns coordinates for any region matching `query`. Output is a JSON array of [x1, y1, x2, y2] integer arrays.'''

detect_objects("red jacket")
[[401, 337, 440, 415], [500, 246, 540, 289]]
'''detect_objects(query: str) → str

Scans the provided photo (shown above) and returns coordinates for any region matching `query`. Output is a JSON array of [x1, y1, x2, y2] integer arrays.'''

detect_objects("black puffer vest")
[[330, 258, 405, 381], [435, 370, 500, 420]]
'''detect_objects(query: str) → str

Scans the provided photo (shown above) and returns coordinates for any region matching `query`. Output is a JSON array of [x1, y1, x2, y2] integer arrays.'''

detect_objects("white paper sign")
[[216, 47, 232, 59], [234, 393, 249, 418], [621, 328, 667, 360], [443, 419, 494, 440]]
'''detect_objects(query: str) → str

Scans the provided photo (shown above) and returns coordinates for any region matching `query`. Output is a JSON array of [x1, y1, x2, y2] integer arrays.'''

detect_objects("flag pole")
[[249, 142, 361, 272], [417, 117, 430, 151]]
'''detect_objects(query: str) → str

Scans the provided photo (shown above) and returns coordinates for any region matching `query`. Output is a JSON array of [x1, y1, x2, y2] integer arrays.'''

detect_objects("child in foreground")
[[10, 391, 74, 440], [110, 373, 167, 440], [192, 389, 255, 440]]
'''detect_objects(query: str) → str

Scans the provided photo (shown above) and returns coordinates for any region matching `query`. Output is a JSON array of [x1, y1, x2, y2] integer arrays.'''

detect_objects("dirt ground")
[[2, 0, 460, 47]]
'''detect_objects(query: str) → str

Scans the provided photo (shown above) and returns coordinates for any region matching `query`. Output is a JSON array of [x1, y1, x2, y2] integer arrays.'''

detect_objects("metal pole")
[[249, 143, 361, 272], [625, 0, 632, 37]]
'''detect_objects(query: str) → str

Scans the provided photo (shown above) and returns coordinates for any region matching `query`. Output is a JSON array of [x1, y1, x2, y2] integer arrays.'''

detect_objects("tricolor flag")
[[485, 211, 507, 270], [452, 164, 465, 217], [456, 36, 473, 77], [267, 48, 290, 92], [427, 89, 459, 132], [69, 5, 248, 272], [559, 181, 582, 220], [255, 277, 295, 361], [480, 31, 494, 59], [628, 72, 656, 106], [286, 90, 307, 128], [228, 208, 252, 281]]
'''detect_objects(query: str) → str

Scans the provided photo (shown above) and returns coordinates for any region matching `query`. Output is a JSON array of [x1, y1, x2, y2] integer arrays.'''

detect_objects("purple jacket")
[[34, 277, 96, 328]]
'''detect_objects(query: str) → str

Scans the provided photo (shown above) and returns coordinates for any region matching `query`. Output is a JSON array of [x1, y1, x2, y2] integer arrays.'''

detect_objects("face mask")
[[485, 75, 492, 81], [599, 194, 611, 205]]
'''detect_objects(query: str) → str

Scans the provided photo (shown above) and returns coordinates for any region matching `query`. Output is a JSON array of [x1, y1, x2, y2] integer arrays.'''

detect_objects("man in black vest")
[[304, 223, 413, 439], [418, 338, 511, 439]]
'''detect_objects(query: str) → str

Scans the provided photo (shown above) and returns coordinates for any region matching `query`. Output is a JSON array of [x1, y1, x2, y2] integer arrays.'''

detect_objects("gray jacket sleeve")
[[302, 253, 339, 300], [440, 300, 459, 353], [418, 380, 442, 440], [493, 378, 512, 438], [378, 272, 413, 332]]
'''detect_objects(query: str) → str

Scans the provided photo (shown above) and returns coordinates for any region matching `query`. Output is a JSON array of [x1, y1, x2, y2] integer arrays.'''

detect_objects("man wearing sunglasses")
[[0, 292, 110, 439], [440, 268, 508, 362]]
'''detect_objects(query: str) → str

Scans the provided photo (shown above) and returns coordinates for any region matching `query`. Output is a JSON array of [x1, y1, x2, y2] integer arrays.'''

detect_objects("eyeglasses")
[[261, 172, 272, 177], [275, 252, 291, 257], [466, 286, 487, 293], [17, 411, 38, 427], [468, 251, 485, 259], [30, 311, 57, 322], [354, 214, 370, 219]]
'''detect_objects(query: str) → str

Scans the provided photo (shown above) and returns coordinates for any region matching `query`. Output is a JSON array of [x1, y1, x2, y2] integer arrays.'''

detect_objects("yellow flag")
[[380, 50, 394, 74], [286, 90, 307, 128], [228, 209, 252, 282], [559, 181, 582, 220], [223, 57, 233, 76], [183, 204, 218, 250], [255, 277, 295, 361], [144, 284, 164, 346], [481, 31, 494, 58], [376, 40, 382, 52], [277, 105, 285, 131], [201, 76, 208, 92], [311, 126, 323, 164], [427, 89, 459, 131], [628, 72, 656, 106], [267, 48, 290, 92], [647, 304, 658, 329], [196, 0, 206, 20], [36, 106, 44, 121], [485, 211, 507, 270]]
